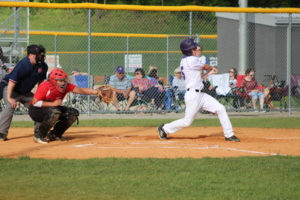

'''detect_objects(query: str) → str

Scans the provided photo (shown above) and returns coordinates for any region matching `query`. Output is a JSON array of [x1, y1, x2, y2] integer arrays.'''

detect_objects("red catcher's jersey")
[[31, 81, 76, 104]]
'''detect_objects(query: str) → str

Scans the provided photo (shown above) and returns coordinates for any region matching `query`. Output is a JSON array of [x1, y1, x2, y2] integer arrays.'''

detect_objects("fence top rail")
[[0, 2, 300, 13], [0, 30, 217, 39]]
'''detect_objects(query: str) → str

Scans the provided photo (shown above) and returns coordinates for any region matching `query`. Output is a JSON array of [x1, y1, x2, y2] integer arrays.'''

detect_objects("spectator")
[[0, 46, 7, 64], [71, 68, 88, 76], [227, 67, 244, 109], [172, 66, 185, 100], [201, 75, 216, 98], [0, 44, 48, 141], [147, 65, 158, 76], [148, 68, 165, 109], [0, 63, 14, 80], [109, 66, 131, 111], [124, 68, 161, 111], [147, 65, 164, 83], [241, 68, 265, 112]]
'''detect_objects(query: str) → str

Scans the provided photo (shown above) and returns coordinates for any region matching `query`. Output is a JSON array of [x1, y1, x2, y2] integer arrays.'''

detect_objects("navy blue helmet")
[[180, 38, 198, 56]]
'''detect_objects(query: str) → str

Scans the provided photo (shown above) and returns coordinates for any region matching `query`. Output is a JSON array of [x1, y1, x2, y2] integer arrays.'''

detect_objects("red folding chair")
[[236, 75, 251, 101]]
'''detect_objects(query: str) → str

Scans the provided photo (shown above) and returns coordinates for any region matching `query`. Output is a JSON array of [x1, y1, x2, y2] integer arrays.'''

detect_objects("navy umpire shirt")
[[8, 56, 48, 94]]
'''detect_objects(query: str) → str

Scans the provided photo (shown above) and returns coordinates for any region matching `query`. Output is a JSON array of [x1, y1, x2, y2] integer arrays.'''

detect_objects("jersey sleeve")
[[66, 83, 76, 93], [33, 82, 49, 101], [190, 56, 204, 70]]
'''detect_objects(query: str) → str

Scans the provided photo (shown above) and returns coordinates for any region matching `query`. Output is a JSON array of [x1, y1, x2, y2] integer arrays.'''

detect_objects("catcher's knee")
[[65, 107, 79, 125], [48, 108, 62, 126]]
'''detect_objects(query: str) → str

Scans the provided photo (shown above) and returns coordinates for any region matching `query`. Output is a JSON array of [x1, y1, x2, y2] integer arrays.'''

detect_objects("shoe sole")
[[33, 137, 48, 144], [157, 125, 167, 140], [225, 138, 240, 142]]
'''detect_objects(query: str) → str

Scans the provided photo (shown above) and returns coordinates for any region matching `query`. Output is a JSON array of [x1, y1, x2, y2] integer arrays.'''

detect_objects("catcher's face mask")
[[49, 68, 68, 93]]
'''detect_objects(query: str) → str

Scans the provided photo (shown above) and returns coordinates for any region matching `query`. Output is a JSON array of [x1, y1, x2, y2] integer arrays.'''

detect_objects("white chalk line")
[[266, 137, 300, 140], [71, 143, 279, 156]]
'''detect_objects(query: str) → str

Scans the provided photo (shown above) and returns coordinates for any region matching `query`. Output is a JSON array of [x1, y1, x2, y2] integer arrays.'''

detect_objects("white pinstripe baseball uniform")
[[162, 55, 235, 138]]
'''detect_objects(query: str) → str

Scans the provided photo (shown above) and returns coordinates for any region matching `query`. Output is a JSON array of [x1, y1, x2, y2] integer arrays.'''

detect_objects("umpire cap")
[[180, 38, 198, 56]]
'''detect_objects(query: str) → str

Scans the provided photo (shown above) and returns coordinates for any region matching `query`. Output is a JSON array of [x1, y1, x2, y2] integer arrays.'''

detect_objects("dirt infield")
[[0, 127, 299, 159]]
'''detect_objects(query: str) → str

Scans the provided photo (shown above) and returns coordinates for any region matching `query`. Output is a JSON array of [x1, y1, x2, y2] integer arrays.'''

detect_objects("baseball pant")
[[163, 90, 234, 138], [29, 106, 79, 138], [0, 86, 33, 136]]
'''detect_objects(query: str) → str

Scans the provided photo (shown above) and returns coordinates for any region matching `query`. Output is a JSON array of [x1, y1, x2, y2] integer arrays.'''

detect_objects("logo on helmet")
[[180, 38, 199, 56], [49, 69, 68, 93]]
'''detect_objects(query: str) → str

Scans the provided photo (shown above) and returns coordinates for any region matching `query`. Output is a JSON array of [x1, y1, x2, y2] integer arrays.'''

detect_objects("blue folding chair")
[[69, 75, 99, 112], [163, 75, 185, 112]]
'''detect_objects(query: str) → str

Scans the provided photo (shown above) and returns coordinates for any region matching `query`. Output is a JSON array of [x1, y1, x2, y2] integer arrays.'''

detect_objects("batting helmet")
[[49, 68, 68, 93], [180, 38, 198, 56]]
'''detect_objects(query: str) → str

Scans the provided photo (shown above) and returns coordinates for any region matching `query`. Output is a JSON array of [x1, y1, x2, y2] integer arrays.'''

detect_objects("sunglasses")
[[229, 71, 235, 73], [135, 72, 141, 75]]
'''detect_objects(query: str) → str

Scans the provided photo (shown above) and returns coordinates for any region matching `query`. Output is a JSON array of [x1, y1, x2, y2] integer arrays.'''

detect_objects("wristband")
[[33, 100, 43, 108]]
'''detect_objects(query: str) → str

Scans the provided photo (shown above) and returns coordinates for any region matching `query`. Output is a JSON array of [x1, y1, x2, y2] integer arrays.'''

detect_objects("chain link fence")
[[0, 3, 299, 115]]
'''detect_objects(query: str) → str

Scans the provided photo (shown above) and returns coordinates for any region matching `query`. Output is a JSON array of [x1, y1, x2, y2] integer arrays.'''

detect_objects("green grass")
[[0, 156, 299, 200], [10, 117, 300, 129]]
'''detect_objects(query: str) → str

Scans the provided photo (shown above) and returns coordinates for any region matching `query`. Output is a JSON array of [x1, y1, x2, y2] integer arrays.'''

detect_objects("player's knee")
[[48, 108, 61, 125], [65, 107, 79, 125], [216, 104, 226, 114], [182, 119, 193, 127]]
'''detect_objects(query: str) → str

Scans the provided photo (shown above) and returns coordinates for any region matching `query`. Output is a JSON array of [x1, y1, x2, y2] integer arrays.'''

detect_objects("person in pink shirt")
[[241, 68, 265, 112], [124, 68, 162, 111]]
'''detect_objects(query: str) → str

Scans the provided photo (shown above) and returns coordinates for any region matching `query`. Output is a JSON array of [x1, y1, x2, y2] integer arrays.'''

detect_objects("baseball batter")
[[158, 38, 240, 142]]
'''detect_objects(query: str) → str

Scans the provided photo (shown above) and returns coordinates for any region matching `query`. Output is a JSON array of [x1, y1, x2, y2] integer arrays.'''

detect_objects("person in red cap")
[[28, 68, 101, 144]]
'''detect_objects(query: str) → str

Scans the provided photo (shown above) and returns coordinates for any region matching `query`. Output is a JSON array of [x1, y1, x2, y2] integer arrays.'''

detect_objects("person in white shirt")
[[157, 38, 240, 142], [172, 67, 185, 100]]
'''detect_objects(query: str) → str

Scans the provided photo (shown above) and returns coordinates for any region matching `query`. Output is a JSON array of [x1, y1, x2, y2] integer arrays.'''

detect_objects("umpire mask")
[[36, 45, 46, 66]]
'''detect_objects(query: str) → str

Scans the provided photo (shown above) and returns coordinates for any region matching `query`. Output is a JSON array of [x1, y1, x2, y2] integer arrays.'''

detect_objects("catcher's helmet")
[[180, 38, 198, 56], [49, 68, 68, 93]]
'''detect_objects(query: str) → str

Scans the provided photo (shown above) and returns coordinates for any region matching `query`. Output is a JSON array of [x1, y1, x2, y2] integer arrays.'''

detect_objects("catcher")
[[28, 68, 113, 144]]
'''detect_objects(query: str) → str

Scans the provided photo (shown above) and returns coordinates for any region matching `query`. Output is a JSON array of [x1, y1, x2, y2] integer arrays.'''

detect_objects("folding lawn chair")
[[208, 73, 241, 110], [69, 75, 101, 112]]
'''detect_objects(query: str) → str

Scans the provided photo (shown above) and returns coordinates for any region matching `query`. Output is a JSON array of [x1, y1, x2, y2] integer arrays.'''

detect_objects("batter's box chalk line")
[[266, 137, 300, 140], [71, 143, 282, 156]]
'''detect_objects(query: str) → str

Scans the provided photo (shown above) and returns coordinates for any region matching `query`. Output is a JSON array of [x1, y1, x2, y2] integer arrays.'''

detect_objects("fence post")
[[126, 36, 129, 75], [189, 11, 192, 38], [287, 13, 292, 115], [87, 8, 91, 115], [54, 34, 57, 68], [238, 0, 248, 75], [166, 35, 169, 86], [27, 7, 29, 46]]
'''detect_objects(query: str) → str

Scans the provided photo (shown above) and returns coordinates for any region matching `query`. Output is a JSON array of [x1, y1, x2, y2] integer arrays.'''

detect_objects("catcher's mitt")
[[97, 85, 113, 105]]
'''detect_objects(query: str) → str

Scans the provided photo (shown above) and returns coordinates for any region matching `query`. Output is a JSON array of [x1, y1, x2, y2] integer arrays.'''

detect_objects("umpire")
[[0, 45, 48, 141]]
